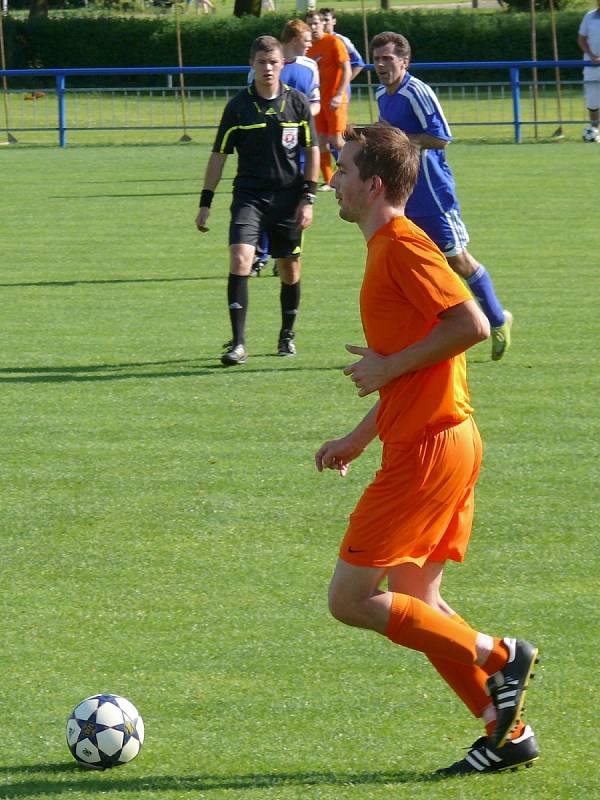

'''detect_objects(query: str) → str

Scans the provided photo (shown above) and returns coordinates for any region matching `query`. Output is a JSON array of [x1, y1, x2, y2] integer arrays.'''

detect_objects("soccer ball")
[[582, 125, 600, 142], [66, 694, 144, 769]]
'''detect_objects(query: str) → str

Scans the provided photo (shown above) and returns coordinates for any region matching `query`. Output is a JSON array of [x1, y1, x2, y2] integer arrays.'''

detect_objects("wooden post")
[[0, 13, 17, 144], [360, 0, 373, 123], [549, 0, 564, 138], [529, 0, 539, 140], [175, 7, 192, 142]]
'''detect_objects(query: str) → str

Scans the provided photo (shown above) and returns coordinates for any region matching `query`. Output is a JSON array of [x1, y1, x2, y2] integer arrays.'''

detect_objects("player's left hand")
[[330, 94, 343, 110], [343, 344, 391, 396]]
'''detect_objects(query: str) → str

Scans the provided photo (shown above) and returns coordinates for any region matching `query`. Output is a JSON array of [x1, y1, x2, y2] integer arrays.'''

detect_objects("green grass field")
[[1, 140, 599, 799]]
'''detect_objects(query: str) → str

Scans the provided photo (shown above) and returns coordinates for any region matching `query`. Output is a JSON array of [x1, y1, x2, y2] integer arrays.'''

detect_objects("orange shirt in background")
[[361, 216, 474, 444], [307, 33, 349, 101]]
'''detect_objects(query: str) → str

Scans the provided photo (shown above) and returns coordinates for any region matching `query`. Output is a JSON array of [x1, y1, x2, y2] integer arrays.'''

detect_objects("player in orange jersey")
[[306, 10, 351, 191], [315, 124, 540, 777]]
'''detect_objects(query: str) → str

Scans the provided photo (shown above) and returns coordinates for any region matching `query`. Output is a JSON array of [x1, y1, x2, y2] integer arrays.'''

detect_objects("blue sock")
[[466, 265, 505, 328], [256, 231, 269, 263], [330, 146, 339, 161]]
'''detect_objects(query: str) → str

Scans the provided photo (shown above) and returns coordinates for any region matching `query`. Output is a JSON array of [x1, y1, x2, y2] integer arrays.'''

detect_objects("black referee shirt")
[[212, 82, 317, 193]]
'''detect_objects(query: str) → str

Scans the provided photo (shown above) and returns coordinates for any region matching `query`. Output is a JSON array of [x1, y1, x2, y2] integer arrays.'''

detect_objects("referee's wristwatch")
[[301, 180, 317, 205]]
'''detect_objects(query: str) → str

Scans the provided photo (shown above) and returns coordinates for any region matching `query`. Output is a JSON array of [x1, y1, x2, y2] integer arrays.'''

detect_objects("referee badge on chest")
[[282, 126, 298, 150]]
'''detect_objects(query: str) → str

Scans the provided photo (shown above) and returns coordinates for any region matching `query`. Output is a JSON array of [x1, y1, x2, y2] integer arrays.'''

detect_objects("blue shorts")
[[410, 208, 470, 258]]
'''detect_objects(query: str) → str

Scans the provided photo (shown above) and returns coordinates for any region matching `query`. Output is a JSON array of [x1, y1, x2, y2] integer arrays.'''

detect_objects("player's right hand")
[[315, 436, 364, 476], [196, 208, 210, 232]]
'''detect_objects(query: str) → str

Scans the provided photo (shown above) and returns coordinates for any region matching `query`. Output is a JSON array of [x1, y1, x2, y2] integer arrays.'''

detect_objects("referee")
[[196, 35, 320, 366]]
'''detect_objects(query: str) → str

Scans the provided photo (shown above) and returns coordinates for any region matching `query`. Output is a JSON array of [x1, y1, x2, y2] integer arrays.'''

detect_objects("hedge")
[[2, 10, 586, 86]]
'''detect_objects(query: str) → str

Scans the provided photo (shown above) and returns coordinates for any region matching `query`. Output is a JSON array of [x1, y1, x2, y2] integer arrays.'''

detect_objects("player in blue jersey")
[[371, 31, 512, 361]]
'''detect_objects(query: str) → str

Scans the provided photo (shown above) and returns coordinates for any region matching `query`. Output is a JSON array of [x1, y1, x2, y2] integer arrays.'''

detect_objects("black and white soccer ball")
[[582, 125, 600, 142], [66, 694, 144, 769]]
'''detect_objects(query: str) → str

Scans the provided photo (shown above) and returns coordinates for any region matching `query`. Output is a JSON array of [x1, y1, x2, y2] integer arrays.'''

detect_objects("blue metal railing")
[[0, 61, 594, 147]]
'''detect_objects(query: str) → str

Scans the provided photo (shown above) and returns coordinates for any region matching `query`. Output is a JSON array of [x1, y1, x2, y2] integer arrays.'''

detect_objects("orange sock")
[[482, 638, 509, 675], [427, 613, 491, 718], [510, 720, 526, 740], [320, 151, 333, 184], [425, 612, 524, 741], [385, 593, 478, 665], [485, 718, 526, 741]]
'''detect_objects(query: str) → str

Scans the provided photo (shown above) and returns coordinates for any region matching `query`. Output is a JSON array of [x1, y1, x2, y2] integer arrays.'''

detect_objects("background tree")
[[233, 0, 261, 17], [29, 0, 49, 21]]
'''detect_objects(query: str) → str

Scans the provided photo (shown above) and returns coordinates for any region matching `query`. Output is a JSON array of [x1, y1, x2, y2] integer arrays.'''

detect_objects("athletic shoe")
[[272, 263, 279, 277], [220, 343, 247, 366], [317, 183, 334, 192], [491, 309, 513, 361], [487, 638, 539, 747], [434, 725, 539, 777], [249, 258, 267, 278], [277, 329, 296, 357]]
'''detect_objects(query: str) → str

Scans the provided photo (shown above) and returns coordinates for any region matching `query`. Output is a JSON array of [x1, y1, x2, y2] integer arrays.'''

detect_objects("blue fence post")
[[56, 73, 66, 147], [510, 67, 521, 144]]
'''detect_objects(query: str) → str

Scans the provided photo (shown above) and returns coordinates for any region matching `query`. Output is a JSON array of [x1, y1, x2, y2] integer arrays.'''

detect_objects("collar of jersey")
[[248, 82, 286, 101]]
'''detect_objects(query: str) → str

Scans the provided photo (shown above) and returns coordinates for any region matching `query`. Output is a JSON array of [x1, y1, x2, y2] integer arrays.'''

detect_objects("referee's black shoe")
[[487, 638, 539, 747], [221, 342, 247, 366], [277, 330, 296, 357], [434, 725, 539, 777]]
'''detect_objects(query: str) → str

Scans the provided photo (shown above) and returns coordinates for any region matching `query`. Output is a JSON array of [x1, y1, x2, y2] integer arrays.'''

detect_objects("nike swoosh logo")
[[348, 547, 365, 553]]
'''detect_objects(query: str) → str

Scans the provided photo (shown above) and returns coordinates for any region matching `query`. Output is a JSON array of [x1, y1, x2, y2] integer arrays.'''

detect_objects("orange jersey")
[[307, 33, 349, 101], [361, 216, 474, 444]]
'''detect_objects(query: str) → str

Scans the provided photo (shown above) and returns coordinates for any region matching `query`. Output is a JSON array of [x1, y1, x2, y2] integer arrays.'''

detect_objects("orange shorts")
[[315, 101, 348, 137], [340, 416, 483, 569]]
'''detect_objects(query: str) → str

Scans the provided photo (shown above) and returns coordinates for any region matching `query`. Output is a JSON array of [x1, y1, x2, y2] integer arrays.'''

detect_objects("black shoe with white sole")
[[487, 638, 539, 747], [435, 725, 539, 777], [277, 329, 296, 357], [221, 343, 247, 366]]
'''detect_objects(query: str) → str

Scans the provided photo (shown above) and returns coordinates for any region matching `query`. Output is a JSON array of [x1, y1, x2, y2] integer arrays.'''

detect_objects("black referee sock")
[[280, 280, 300, 333], [227, 273, 249, 346]]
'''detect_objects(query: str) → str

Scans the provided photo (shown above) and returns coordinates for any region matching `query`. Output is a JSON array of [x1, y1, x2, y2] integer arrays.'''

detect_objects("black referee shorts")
[[229, 187, 304, 259]]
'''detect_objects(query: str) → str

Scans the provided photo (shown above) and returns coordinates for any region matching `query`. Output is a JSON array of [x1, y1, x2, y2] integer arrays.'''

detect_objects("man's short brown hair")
[[343, 123, 420, 207], [370, 31, 411, 61], [250, 35, 283, 61]]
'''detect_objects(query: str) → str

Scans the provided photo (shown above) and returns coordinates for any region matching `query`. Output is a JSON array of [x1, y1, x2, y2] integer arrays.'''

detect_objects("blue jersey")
[[335, 32, 364, 98], [248, 56, 320, 107], [377, 73, 458, 218], [336, 32, 365, 71], [282, 56, 320, 106]]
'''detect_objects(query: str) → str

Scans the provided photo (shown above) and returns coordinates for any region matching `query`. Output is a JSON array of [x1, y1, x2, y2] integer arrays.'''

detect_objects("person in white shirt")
[[578, 0, 600, 141]]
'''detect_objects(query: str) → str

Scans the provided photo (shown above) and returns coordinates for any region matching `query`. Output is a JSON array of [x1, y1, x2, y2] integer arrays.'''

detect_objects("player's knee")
[[230, 252, 253, 275], [328, 584, 354, 625], [328, 585, 366, 627], [448, 250, 478, 278]]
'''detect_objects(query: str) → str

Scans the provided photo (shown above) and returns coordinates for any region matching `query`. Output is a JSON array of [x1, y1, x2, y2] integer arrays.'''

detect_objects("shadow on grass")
[[0, 276, 221, 288], [50, 191, 200, 199], [0, 764, 432, 796], [0, 359, 347, 384]]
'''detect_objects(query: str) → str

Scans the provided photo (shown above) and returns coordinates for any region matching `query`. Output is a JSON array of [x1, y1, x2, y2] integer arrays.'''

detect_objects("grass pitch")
[[0, 141, 598, 799]]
